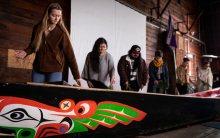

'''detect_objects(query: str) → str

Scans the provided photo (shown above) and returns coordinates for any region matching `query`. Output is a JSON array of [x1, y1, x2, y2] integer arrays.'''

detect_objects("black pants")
[[121, 80, 140, 91], [176, 83, 188, 95], [147, 80, 164, 93], [89, 80, 107, 89]]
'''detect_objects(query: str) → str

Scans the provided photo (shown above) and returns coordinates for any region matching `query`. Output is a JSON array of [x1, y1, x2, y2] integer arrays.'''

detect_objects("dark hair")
[[183, 58, 190, 62], [203, 62, 210, 66], [90, 38, 108, 73], [155, 50, 163, 57], [128, 50, 142, 71]]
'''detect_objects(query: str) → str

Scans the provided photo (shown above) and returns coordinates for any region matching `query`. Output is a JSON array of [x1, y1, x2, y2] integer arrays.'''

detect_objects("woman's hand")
[[110, 75, 115, 85], [75, 79, 82, 86], [154, 80, 158, 84], [87, 80, 94, 88], [124, 81, 128, 86], [13, 50, 27, 59]]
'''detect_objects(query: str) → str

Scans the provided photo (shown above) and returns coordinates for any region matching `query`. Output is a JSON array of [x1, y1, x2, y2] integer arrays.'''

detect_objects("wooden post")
[[166, 46, 177, 95], [158, 0, 160, 19], [188, 11, 204, 31]]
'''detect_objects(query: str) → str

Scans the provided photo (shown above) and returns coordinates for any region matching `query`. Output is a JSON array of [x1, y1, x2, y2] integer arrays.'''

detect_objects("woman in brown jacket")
[[176, 58, 195, 94], [14, 3, 82, 85]]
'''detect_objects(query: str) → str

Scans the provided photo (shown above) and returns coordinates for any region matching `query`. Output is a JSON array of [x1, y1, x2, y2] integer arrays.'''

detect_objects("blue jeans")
[[32, 69, 62, 83]]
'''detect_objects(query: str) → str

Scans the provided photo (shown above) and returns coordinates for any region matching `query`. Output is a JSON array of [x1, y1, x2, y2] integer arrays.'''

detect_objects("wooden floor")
[[1, 121, 219, 138], [130, 121, 220, 138]]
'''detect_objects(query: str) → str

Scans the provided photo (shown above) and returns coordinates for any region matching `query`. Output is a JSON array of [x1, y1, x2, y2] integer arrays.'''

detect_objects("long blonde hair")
[[30, 3, 71, 52]]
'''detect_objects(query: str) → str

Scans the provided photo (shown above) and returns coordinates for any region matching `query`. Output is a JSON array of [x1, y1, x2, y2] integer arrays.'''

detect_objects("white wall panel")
[[69, 0, 146, 92]]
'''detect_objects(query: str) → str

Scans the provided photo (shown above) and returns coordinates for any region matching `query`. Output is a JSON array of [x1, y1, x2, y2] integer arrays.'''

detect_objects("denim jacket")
[[148, 61, 169, 86]]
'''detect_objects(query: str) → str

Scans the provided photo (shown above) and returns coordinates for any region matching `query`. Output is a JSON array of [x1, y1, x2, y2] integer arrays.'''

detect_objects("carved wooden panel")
[[7, 49, 35, 69]]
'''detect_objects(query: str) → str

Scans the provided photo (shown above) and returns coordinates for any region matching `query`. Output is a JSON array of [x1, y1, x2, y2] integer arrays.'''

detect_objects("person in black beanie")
[[117, 45, 148, 91]]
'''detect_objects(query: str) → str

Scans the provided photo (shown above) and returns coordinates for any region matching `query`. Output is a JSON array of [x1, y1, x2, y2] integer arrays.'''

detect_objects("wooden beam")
[[0, 133, 15, 136], [204, 10, 220, 16], [0, 57, 7, 67], [187, 11, 201, 15], [210, 4, 218, 57], [187, 12, 189, 33], [160, 0, 171, 17], [0, 29, 31, 43], [158, 0, 160, 19], [0, 38, 28, 49], [188, 11, 204, 31]]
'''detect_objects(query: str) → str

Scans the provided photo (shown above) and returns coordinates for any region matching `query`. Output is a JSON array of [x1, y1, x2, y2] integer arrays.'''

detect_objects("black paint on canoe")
[[0, 82, 219, 138]]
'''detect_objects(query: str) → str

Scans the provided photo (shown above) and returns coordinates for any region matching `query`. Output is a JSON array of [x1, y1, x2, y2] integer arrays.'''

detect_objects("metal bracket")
[[188, 10, 204, 31], [150, 0, 171, 20], [160, 0, 172, 17], [175, 21, 185, 32], [150, 7, 160, 21]]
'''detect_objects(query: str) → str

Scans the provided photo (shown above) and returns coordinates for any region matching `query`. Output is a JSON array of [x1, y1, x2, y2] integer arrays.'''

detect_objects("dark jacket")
[[147, 61, 169, 92], [24, 24, 80, 79], [117, 55, 148, 88]]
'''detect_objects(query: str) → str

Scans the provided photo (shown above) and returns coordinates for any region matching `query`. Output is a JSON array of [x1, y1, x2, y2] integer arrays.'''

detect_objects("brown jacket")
[[176, 65, 193, 84], [117, 55, 148, 88], [24, 25, 80, 79]]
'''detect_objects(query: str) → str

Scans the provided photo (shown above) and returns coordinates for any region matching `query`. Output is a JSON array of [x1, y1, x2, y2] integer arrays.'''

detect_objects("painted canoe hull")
[[0, 82, 220, 138]]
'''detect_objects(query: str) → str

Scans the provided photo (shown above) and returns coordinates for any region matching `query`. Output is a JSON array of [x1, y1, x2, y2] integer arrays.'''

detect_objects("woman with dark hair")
[[176, 58, 195, 94], [197, 62, 213, 92], [14, 3, 81, 85], [147, 50, 169, 93], [82, 38, 115, 89]]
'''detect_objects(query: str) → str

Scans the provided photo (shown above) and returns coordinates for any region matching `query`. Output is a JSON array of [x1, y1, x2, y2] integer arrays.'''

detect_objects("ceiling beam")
[[158, 0, 160, 18], [188, 11, 204, 31], [160, 0, 172, 17]]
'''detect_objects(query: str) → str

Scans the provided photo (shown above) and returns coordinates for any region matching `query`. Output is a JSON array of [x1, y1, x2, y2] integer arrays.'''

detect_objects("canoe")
[[0, 82, 220, 138]]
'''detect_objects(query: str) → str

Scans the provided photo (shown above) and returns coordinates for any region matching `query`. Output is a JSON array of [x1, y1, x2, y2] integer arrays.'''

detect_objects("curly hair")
[[128, 50, 142, 71]]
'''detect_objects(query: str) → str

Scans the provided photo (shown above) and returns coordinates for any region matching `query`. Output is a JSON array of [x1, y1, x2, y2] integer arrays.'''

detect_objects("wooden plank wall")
[[0, 0, 203, 94], [210, 58, 220, 73], [122, 0, 201, 65], [121, 0, 202, 94], [200, 0, 220, 73], [200, 0, 220, 56], [0, 0, 70, 83]]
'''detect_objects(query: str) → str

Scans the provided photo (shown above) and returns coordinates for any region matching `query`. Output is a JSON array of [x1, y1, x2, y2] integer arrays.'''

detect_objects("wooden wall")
[[0, 0, 70, 83], [122, 0, 202, 72], [200, 0, 220, 73], [200, 0, 220, 56], [0, 0, 203, 94], [121, 0, 202, 94]]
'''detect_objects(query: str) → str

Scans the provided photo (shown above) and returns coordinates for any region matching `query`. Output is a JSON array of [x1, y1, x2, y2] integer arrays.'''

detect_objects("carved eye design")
[[80, 103, 90, 115], [74, 100, 97, 118], [0, 108, 38, 122], [10, 112, 24, 120]]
